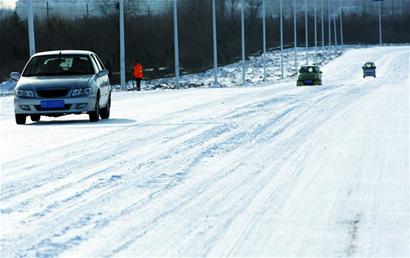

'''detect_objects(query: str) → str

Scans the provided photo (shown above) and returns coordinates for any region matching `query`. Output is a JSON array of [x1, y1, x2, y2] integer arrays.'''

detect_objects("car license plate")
[[41, 100, 65, 109], [305, 80, 313, 84]]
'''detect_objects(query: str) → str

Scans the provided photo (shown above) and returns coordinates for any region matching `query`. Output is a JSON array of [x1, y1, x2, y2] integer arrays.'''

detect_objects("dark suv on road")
[[297, 65, 323, 86]]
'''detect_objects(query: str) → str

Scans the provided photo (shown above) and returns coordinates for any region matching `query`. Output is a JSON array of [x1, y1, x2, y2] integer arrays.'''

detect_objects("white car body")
[[13, 50, 111, 124]]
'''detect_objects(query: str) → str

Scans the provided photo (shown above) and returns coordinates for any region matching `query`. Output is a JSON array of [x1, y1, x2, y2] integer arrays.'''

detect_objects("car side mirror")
[[96, 69, 108, 77], [10, 72, 21, 81], [320, 71, 323, 74]]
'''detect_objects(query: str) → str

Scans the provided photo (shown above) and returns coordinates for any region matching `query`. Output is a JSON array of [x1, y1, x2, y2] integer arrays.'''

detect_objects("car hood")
[[16, 75, 92, 90]]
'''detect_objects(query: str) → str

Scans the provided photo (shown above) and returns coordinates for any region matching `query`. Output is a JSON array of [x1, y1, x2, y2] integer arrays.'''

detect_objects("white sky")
[[0, 0, 17, 9]]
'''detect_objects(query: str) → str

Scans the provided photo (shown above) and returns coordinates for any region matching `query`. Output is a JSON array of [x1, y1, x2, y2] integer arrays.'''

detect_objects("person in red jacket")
[[133, 58, 143, 91]]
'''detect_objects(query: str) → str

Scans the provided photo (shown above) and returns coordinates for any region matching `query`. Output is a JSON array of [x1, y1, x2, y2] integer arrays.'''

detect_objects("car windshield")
[[23, 55, 94, 77], [299, 67, 319, 73], [364, 63, 375, 68]]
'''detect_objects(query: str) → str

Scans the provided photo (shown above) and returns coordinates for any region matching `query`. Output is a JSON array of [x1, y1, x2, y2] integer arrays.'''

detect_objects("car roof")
[[365, 61, 375, 64], [300, 65, 320, 68], [32, 50, 96, 57]]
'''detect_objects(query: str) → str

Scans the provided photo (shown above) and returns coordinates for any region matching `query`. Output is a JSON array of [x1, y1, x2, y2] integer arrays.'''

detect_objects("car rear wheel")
[[30, 115, 41, 122], [89, 93, 100, 122], [100, 93, 111, 119], [15, 114, 26, 125]]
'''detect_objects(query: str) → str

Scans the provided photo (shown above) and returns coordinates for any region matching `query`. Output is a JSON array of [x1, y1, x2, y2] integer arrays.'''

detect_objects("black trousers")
[[135, 78, 142, 91]]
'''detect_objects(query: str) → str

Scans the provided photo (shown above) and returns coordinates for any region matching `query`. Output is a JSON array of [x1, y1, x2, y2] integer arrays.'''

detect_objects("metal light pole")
[[378, 1, 383, 45], [333, 2, 338, 52], [212, 0, 218, 84], [294, 0, 298, 72], [262, 0, 267, 81], [173, 0, 180, 88], [339, 1, 344, 48], [280, 0, 284, 78], [241, 0, 245, 86], [328, 0, 332, 53], [305, 0, 308, 65], [314, 0, 318, 64], [27, 0, 36, 56], [321, 0, 325, 49], [119, 0, 125, 89]]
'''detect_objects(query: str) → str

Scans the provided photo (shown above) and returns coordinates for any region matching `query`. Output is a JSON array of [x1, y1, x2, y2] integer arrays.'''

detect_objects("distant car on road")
[[12, 50, 111, 125], [297, 65, 323, 86], [362, 62, 376, 78]]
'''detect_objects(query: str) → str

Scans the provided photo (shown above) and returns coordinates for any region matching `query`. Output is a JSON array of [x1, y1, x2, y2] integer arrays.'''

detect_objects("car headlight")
[[71, 87, 92, 97], [15, 89, 34, 98]]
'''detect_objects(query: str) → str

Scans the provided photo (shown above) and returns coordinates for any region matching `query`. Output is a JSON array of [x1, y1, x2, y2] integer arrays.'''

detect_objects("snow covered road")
[[1, 46, 409, 257]]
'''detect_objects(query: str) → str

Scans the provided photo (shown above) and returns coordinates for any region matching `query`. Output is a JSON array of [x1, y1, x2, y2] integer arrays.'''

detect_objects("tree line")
[[1, 1, 410, 83]]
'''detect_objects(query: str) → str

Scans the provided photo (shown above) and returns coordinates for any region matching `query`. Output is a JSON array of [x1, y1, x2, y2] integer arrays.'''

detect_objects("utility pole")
[[173, 0, 180, 88], [280, 0, 284, 79], [119, 0, 125, 89], [305, 0, 308, 65], [212, 0, 218, 84], [86, 3, 89, 18], [241, 0, 246, 86], [42, 1, 54, 19], [294, 0, 298, 72], [262, 0, 267, 81], [27, 0, 36, 57], [46, 1, 49, 19]]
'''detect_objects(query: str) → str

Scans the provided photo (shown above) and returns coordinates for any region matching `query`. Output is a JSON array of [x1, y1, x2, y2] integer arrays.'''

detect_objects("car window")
[[93, 54, 106, 70], [23, 55, 94, 77], [300, 67, 319, 73], [90, 55, 102, 72]]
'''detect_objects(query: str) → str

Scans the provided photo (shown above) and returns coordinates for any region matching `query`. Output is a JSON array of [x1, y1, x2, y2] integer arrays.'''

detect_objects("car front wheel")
[[89, 94, 100, 122], [15, 114, 26, 125], [31, 115, 41, 122], [100, 93, 111, 119]]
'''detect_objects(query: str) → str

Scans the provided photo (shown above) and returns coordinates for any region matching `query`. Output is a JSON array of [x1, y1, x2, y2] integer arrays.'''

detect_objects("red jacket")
[[133, 63, 143, 79]]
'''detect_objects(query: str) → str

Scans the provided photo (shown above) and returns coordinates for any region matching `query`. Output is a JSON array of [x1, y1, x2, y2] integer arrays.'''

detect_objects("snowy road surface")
[[1, 46, 409, 257]]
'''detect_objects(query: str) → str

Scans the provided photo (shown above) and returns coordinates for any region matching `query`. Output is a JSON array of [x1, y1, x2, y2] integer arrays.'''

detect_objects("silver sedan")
[[12, 50, 111, 124]]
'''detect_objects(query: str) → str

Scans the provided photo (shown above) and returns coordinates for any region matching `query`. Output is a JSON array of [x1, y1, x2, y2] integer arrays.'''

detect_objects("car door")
[[91, 54, 109, 106], [94, 54, 110, 104]]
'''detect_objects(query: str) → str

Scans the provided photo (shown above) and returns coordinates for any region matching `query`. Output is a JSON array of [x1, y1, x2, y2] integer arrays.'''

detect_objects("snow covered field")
[[0, 46, 409, 257]]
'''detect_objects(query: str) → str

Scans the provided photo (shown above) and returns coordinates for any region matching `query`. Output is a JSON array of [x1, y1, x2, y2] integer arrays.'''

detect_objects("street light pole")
[[333, 1, 338, 52], [339, 0, 344, 47], [212, 0, 218, 84], [119, 0, 125, 89], [241, 0, 246, 86], [314, 0, 318, 64], [305, 0, 308, 65], [27, 0, 36, 57], [328, 0, 332, 54], [294, 0, 298, 72], [262, 0, 267, 81], [321, 0, 325, 49], [378, 1, 383, 45], [280, 0, 284, 78], [173, 0, 180, 88]]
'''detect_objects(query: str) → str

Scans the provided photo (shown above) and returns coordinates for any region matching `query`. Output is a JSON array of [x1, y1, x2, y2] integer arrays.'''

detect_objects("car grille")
[[34, 104, 72, 111], [36, 88, 70, 98]]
